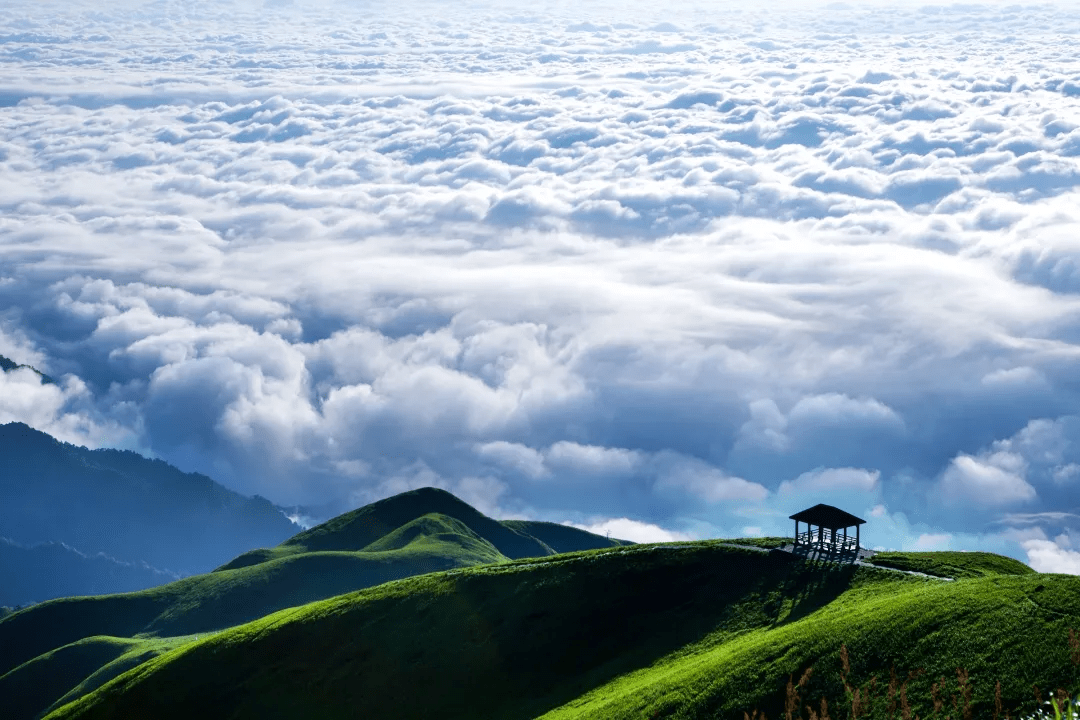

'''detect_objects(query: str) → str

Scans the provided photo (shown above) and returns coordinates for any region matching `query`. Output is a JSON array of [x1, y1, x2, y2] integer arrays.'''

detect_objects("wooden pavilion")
[[790, 504, 865, 553]]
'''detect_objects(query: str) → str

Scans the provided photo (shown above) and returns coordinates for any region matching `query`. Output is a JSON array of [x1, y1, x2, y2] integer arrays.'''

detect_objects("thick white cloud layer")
[[4, 0, 1080, 570]]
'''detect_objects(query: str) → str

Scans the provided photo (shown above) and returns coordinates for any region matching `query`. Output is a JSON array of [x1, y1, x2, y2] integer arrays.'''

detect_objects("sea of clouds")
[[3, 0, 1080, 571]]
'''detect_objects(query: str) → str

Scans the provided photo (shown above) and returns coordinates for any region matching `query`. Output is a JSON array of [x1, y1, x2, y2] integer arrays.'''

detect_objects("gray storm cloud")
[[3, 0, 1080, 571]]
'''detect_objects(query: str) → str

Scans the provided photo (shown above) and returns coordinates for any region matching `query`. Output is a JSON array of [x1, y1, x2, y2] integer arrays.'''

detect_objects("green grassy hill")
[[39, 541, 1076, 720], [0, 488, 626, 720], [865, 550, 1035, 579], [214, 487, 559, 571], [7, 486, 1072, 720], [279, 487, 555, 559], [0, 520, 496, 680], [0, 637, 139, 720]]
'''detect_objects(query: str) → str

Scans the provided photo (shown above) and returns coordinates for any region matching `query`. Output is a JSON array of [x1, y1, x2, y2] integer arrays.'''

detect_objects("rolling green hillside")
[[42, 541, 1076, 720], [0, 488, 625, 720], [0, 637, 139, 720], [0, 634, 209, 720], [0, 525, 495, 681], [214, 487, 560, 571], [865, 550, 1035, 579], [281, 487, 554, 558]]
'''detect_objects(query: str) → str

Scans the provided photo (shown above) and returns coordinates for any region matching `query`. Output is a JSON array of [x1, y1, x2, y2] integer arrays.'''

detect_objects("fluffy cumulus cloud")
[[1020, 532, 1080, 575], [4, 0, 1080, 569], [564, 517, 693, 544]]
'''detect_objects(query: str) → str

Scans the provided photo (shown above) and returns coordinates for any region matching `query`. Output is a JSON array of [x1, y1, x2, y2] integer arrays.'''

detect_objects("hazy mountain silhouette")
[[0, 354, 55, 385], [0, 537, 178, 607], [0, 422, 299, 578]]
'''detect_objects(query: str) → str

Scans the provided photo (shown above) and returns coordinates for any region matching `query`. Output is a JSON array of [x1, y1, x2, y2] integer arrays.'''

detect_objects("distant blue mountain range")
[[0, 420, 299, 604], [0, 536, 178, 607]]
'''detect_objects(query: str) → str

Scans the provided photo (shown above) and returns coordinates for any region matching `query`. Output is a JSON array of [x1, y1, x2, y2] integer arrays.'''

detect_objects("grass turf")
[[42, 542, 1080, 720]]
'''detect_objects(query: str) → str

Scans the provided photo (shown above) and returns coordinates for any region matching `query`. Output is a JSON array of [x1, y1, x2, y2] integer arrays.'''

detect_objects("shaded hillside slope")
[[0, 637, 138, 720], [1, 633, 205, 720], [44, 543, 1074, 720], [0, 422, 298, 576], [0, 537, 178, 607], [43, 635, 200, 717]]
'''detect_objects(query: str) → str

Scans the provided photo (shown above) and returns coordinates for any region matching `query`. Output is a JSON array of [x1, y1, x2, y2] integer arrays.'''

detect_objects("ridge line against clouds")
[[4, 0, 1080, 572]]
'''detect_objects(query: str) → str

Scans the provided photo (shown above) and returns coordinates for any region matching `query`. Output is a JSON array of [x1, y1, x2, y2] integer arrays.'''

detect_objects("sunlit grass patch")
[[746, 627, 1080, 720]]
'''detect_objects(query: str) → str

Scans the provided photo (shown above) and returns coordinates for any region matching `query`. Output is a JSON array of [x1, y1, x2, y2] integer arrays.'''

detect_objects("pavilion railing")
[[795, 530, 858, 552]]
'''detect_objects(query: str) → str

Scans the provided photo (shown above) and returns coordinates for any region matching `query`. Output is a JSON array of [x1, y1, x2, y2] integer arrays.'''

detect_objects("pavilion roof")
[[789, 503, 865, 529]]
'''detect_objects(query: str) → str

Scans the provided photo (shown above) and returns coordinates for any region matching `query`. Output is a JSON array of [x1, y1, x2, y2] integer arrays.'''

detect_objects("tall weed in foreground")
[[743, 628, 1080, 720]]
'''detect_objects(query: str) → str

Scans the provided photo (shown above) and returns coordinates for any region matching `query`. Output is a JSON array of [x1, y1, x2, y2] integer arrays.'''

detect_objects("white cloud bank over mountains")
[[3, 0, 1080, 570]]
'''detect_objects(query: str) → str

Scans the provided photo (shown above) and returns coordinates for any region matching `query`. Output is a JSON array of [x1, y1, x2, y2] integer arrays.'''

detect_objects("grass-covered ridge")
[[865, 550, 1035, 579], [279, 487, 556, 559], [0, 533, 492, 680], [43, 540, 1080, 720], [0, 636, 138, 720], [0, 634, 206, 720], [0, 487, 625, 720], [212, 487, 574, 572]]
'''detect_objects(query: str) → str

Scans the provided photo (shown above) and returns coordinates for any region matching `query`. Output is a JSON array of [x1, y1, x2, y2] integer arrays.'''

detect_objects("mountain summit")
[[283, 486, 554, 557]]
